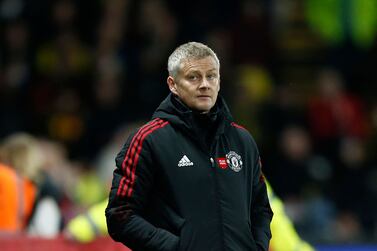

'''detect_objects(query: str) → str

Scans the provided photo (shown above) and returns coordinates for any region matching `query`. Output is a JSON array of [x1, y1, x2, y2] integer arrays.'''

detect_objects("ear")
[[167, 76, 178, 95]]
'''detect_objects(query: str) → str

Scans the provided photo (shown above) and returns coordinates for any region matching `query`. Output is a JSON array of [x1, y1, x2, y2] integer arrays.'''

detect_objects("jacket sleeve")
[[250, 155, 273, 251], [105, 132, 179, 251]]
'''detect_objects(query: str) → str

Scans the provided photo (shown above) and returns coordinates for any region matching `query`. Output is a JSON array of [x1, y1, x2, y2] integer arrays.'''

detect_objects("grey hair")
[[167, 42, 220, 78]]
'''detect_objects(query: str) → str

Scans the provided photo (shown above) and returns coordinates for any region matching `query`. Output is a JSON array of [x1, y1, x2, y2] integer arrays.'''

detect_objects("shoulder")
[[115, 118, 170, 164], [230, 122, 252, 138], [229, 121, 259, 149], [127, 118, 170, 143]]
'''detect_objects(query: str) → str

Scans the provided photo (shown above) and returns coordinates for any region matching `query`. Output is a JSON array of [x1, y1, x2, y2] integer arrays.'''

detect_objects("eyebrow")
[[186, 68, 218, 74]]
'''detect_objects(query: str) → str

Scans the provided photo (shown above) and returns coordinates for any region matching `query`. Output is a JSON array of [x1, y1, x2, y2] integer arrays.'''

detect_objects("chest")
[[149, 128, 255, 192]]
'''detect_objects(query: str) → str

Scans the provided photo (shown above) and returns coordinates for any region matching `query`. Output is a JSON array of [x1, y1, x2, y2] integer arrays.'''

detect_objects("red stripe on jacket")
[[125, 120, 169, 197], [121, 121, 163, 196], [230, 122, 247, 130], [117, 118, 161, 196], [117, 119, 169, 197]]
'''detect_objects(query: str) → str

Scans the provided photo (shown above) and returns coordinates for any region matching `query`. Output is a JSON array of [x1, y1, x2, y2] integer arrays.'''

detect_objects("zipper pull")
[[210, 157, 215, 168]]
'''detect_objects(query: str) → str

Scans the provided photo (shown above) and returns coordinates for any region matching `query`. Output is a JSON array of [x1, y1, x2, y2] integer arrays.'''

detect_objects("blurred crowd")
[[1, 0, 377, 245]]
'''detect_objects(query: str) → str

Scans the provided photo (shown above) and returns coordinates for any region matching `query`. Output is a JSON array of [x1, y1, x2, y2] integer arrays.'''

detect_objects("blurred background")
[[0, 0, 377, 250]]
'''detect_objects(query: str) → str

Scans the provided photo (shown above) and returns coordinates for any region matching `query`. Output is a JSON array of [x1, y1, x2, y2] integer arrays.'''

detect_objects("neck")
[[172, 95, 214, 114]]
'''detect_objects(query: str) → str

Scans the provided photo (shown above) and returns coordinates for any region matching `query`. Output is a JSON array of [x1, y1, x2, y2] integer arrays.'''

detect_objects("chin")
[[195, 104, 213, 113]]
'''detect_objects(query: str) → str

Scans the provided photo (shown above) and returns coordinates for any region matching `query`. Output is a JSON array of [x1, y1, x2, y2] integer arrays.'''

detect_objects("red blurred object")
[[0, 235, 130, 251], [308, 93, 368, 140]]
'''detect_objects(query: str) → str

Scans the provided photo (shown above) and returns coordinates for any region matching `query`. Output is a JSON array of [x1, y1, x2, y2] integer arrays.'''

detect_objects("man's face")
[[167, 56, 220, 113]]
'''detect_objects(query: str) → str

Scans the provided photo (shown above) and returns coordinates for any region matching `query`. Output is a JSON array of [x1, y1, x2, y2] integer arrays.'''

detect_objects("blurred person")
[[260, 84, 308, 142], [37, 137, 111, 226], [106, 42, 273, 250], [307, 68, 369, 159], [0, 133, 62, 237], [63, 121, 145, 242], [232, 64, 275, 144], [65, 200, 109, 243], [0, 163, 36, 233], [331, 137, 374, 241], [269, 125, 313, 199], [37, 138, 74, 202], [70, 161, 107, 209], [309, 69, 369, 139], [266, 125, 336, 243], [267, 182, 315, 251], [331, 211, 363, 243]]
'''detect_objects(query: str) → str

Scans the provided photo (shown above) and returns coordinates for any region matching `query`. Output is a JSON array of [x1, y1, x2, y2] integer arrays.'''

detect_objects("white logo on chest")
[[226, 151, 243, 172], [178, 155, 194, 167]]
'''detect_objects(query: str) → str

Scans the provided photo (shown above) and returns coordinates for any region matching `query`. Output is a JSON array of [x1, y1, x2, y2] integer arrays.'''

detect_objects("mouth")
[[197, 95, 211, 99]]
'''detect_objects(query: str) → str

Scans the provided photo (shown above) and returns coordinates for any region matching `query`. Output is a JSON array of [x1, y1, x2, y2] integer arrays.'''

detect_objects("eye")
[[207, 74, 217, 80], [187, 75, 199, 81]]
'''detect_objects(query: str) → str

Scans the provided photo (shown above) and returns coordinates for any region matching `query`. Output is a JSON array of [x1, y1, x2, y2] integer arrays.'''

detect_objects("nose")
[[199, 79, 210, 89]]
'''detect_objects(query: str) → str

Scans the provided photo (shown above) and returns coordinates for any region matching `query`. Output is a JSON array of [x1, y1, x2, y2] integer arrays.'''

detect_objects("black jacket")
[[106, 94, 273, 251]]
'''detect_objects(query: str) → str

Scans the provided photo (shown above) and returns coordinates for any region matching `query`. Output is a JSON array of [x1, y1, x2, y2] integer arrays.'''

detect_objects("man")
[[106, 42, 273, 250]]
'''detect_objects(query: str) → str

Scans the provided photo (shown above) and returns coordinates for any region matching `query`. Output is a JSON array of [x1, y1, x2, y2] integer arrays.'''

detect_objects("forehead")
[[179, 56, 219, 74]]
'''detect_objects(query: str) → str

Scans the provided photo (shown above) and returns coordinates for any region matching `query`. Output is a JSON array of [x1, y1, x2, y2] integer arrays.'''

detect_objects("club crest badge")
[[226, 151, 243, 172]]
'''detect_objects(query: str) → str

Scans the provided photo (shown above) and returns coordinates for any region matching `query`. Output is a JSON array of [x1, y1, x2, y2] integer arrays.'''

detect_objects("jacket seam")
[[209, 142, 226, 251]]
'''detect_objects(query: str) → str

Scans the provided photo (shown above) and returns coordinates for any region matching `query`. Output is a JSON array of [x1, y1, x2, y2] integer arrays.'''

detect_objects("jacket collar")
[[152, 93, 233, 138]]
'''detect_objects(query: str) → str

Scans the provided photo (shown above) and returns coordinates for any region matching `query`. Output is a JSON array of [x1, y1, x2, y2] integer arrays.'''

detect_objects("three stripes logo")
[[178, 155, 194, 167]]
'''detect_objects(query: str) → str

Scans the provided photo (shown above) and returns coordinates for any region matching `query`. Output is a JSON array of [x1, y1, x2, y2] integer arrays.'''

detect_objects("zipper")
[[210, 157, 215, 167], [209, 151, 225, 250]]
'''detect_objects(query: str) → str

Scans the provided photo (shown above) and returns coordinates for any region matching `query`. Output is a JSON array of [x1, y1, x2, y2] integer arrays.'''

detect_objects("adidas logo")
[[178, 155, 194, 167]]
